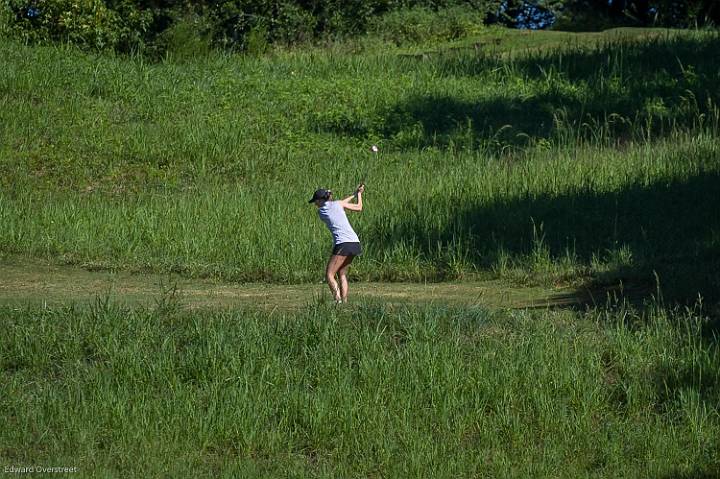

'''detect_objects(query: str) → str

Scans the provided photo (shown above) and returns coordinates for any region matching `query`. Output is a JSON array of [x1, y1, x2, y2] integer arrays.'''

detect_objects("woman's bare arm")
[[340, 184, 364, 211]]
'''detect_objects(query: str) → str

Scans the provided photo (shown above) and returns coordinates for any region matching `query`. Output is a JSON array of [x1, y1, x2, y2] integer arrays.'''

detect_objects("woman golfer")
[[309, 184, 365, 303]]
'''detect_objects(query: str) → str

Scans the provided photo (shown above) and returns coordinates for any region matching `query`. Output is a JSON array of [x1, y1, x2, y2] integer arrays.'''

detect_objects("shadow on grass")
[[365, 169, 720, 305], [342, 34, 720, 306], [318, 34, 720, 151]]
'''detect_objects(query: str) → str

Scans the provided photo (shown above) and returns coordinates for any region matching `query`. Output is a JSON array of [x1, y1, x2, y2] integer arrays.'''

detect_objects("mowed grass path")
[[0, 259, 583, 311]]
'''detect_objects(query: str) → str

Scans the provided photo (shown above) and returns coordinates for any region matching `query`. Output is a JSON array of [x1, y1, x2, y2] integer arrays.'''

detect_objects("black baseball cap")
[[308, 189, 331, 203]]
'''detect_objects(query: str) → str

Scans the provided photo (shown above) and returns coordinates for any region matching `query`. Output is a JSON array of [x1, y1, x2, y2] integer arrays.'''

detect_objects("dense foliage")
[[556, 0, 720, 29], [2, 0, 501, 53], [2, 0, 718, 54], [4, 0, 152, 51]]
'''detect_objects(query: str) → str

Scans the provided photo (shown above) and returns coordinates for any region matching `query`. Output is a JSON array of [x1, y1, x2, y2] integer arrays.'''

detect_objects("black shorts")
[[332, 242, 362, 257]]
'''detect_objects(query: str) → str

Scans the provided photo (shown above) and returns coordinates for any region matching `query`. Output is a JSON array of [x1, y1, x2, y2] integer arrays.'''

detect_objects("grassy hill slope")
[[1, 28, 718, 300]]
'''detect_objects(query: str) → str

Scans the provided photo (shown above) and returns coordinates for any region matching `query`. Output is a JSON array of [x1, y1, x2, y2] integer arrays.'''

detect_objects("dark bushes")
[[4, 0, 152, 51], [1, 0, 718, 55], [0, 0, 500, 53]]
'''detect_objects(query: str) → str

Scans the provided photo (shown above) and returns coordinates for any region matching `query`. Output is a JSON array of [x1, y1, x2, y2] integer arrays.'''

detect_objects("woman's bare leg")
[[325, 255, 346, 302], [337, 255, 355, 303]]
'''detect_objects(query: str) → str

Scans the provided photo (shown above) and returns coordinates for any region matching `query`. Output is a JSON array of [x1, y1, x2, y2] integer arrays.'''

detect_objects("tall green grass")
[[1, 133, 717, 284], [1, 300, 718, 477], [1, 30, 719, 298]]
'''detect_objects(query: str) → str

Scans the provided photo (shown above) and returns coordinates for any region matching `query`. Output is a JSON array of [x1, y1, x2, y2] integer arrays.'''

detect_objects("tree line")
[[2, 0, 718, 54]]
